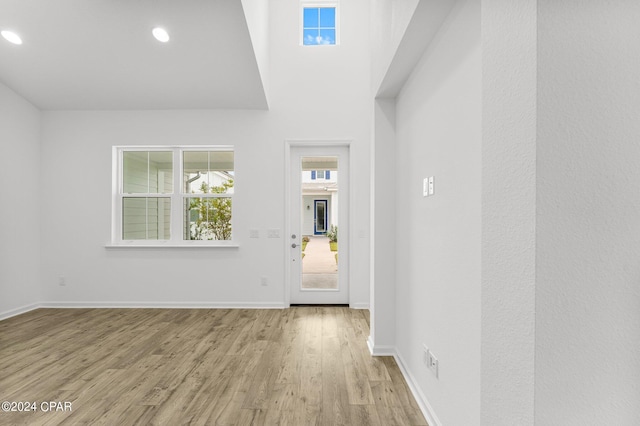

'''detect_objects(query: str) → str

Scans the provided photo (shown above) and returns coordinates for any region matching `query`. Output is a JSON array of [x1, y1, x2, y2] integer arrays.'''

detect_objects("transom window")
[[302, 5, 337, 45], [113, 147, 234, 245]]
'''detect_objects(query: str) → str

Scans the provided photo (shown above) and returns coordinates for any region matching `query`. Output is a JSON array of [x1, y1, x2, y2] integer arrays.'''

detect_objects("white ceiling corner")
[[0, 0, 268, 110]]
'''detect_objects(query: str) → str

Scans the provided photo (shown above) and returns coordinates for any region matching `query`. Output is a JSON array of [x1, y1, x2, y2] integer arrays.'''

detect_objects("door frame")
[[313, 199, 328, 235], [284, 139, 352, 307]]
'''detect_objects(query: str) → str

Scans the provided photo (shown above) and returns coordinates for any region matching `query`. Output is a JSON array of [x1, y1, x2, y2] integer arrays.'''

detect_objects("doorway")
[[314, 200, 328, 234], [287, 144, 349, 305]]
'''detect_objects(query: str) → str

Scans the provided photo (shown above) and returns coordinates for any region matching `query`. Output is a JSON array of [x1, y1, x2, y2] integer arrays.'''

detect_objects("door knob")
[[291, 243, 298, 248], [291, 234, 296, 239]]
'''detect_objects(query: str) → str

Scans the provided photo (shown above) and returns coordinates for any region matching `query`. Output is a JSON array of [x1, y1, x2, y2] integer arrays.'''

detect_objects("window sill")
[[105, 242, 239, 249]]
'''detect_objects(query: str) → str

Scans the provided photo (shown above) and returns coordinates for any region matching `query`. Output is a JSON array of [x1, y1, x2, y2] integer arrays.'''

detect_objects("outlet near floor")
[[422, 343, 439, 379]]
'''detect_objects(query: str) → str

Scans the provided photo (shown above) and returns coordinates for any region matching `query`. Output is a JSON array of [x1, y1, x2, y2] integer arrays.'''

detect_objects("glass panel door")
[[289, 147, 348, 304]]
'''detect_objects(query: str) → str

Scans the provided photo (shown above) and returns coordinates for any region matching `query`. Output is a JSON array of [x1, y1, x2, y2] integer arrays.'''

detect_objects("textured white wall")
[[480, 1, 537, 424], [394, 0, 482, 424], [37, 0, 372, 308], [536, 1, 640, 424], [0, 81, 42, 318]]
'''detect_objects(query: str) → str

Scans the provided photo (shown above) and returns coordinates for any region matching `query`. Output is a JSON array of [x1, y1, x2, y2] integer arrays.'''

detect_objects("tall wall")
[[38, 0, 372, 308], [0, 81, 42, 318], [241, 0, 270, 101], [536, 1, 640, 424], [370, 0, 420, 92], [393, 0, 482, 424], [480, 0, 537, 424]]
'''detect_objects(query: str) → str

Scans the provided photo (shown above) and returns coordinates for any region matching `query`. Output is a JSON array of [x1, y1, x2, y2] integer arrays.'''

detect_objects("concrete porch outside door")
[[302, 236, 338, 289]]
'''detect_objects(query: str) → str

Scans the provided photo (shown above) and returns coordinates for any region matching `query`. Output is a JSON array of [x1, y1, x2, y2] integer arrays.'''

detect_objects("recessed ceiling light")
[[1, 30, 23, 45], [152, 27, 170, 43]]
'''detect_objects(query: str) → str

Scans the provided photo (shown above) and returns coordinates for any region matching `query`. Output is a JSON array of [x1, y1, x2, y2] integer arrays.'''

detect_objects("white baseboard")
[[367, 336, 396, 356], [39, 301, 287, 309], [350, 302, 370, 310], [393, 350, 442, 426], [0, 303, 40, 321]]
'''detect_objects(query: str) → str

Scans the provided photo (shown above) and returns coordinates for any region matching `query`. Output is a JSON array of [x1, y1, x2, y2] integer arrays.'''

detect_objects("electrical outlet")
[[428, 350, 439, 378], [58, 277, 66, 287], [260, 277, 268, 286], [428, 176, 435, 195]]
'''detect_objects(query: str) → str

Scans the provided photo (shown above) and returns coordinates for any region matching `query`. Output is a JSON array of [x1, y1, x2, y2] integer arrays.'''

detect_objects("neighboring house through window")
[[113, 146, 234, 245], [311, 170, 330, 180]]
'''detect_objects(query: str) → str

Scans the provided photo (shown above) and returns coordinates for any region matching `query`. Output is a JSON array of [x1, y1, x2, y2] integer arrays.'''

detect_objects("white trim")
[[113, 145, 235, 246], [39, 302, 287, 309], [105, 243, 239, 249], [350, 302, 370, 309], [0, 303, 40, 321], [393, 350, 443, 426], [366, 336, 396, 356]]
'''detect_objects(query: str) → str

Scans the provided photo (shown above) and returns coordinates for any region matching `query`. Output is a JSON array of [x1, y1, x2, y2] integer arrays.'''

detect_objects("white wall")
[[481, 0, 537, 424], [393, 1, 481, 424], [536, 1, 640, 424], [38, 0, 372, 308], [369, 97, 397, 353], [370, 0, 419, 92], [0, 81, 42, 318], [241, 0, 270, 102]]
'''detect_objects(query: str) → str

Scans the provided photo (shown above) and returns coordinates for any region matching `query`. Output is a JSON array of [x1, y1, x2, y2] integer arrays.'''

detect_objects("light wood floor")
[[0, 307, 427, 425]]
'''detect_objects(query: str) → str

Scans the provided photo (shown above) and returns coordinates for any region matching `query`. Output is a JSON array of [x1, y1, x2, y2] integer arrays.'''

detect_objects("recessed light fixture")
[[1, 30, 23, 45], [152, 27, 170, 43]]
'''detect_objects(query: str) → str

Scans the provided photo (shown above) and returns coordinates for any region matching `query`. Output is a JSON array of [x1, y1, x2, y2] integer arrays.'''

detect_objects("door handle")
[[291, 243, 298, 248]]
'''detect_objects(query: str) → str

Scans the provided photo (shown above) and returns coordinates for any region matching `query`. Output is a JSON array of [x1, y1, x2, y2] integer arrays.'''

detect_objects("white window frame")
[[300, 2, 340, 46], [110, 145, 236, 247]]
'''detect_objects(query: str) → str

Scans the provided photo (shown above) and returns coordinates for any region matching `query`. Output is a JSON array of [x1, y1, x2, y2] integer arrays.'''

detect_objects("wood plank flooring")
[[0, 307, 427, 425]]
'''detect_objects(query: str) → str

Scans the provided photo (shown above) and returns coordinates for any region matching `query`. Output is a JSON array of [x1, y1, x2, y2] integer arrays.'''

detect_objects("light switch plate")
[[428, 176, 434, 195], [423, 178, 430, 197], [249, 229, 260, 238], [267, 229, 280, 238]]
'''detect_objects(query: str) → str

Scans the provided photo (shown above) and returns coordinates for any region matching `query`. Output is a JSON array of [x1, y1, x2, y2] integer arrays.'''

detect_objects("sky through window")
[[303, 7, 336, 45]]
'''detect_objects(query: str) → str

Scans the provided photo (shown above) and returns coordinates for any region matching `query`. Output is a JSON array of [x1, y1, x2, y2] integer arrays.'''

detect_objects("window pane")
[[123, 151, 172, 194], [318, 29, 336, 45], [319, 8, 335, 28], [303, 29, 319, 45], [149, 151, 173, 193], [184, 151, 234, 194], [184, 197, 232, 241], [123, 152, 148, 193], [303, 8, 319, 28], [123, 197, 171, 240]]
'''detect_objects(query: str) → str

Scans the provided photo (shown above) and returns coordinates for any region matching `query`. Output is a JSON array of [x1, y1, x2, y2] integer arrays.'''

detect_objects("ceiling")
[[302, 157, 339, 171], [0, 0, 268, 110]]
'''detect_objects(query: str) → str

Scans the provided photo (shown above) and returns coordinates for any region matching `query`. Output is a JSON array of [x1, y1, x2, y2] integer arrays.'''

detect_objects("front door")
[[288, 144, 349, 305], [314, 200, 328, 234]]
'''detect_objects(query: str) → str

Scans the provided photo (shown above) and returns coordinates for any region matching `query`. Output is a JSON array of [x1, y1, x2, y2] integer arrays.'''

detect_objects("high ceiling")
[[0, 0, 268, 110]]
